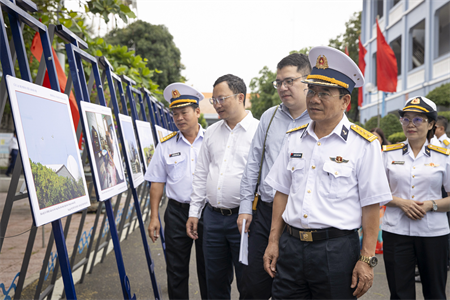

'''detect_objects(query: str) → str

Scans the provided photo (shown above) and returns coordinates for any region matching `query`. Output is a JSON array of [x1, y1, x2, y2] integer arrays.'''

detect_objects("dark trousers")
[[272, 229, 359, 299], [164, 200, 207, 300], [6, 149, 18, 176], [241, 202, 273, 299], [383, 231, 449, 300], [203, 205, 243, 299]]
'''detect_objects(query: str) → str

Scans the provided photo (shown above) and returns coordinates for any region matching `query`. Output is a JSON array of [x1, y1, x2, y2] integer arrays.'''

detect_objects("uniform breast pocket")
[[233, 145, 251, 168], [287, 159, 305, 194], [321, 161, 353, 200], [166, 155, 186, 181]]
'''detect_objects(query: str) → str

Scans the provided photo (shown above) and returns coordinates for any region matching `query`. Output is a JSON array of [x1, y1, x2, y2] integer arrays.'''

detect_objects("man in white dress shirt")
[[187, 74, 259, 299], [433, 116, 450, 149], [146, 83, 207, 300], [263, 46, 392, 299]]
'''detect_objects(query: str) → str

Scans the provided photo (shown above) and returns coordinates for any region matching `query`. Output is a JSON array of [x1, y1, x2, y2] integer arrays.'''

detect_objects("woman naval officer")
[[381, 96, 450, 300]]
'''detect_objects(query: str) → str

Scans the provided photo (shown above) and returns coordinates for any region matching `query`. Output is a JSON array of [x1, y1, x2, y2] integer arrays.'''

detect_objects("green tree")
[[426, 83, 450, 107], [328, 11, 362, 122], [198, 113, 208, 129], [249, 66, 279, 120], [380, 114, 403, 138], [104, 20, 184, 88]]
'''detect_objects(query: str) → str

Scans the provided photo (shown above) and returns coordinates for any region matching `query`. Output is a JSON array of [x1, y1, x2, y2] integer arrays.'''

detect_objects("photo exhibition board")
[[118, 114, 145, 188], [5, 76, 90, 226], [80, 101, 128, 201], [154, 124, 172, 142], [134, 120, 155, 173]]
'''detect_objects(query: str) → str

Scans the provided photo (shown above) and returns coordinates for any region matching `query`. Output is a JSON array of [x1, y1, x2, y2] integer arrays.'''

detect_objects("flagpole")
[[377, 90, 380, 127]]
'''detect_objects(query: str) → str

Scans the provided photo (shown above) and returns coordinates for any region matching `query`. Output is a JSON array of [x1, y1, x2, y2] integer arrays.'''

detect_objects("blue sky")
[[16, 92, 81, 170]]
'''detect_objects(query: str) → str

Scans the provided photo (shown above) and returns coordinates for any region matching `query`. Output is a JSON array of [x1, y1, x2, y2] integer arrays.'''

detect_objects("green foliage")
[[104, 20, 184, 88], [249, 66, 279, 120], [388, 132, 406, 144], [198, 113, 208, 129], [364, 114, 402, 139], [290, 47, 312, 55], [426, 83, 450, 106], [30, 159, 86, 209], [438, 111, 450, 122], [86, 0, 136, 23], [328, 11, 362, 122]]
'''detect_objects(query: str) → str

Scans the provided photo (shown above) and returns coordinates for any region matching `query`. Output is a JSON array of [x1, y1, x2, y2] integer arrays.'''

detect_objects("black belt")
[[287, 225, 356, 242], [207, 203, 239, 216], [169, 198, 190, 209], [260, 200, 273, 208]]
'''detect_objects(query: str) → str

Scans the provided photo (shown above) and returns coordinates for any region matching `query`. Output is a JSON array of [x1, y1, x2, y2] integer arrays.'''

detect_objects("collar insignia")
[[425, 163, 439, 167], [402, 144, 408, 155], [340, 125, 348, 141], [316, 55, 329, 69], [330, 156, 349, 163], [411, 98, 421, 104], [425, 147, 431, 156], [171, 89, 181, 99]]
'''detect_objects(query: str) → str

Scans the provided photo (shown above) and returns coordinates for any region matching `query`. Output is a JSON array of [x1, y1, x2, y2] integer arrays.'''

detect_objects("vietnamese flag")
[[358, 37, 367, 107], [376, 19, 398, 92], [30, 32, 81, 147]]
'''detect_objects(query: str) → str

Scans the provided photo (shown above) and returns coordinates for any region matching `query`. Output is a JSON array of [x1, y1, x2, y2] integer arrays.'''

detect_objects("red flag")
[[345, 44, 350, 56], [30, 32, 81, 147], [376, 19, 398, 92], [358, 37, 367, 107], [344, 44, 351, 112]]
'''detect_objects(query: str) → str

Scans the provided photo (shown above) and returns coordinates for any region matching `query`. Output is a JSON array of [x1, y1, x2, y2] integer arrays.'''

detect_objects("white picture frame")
[[154, 124, 172, 142], [5, 75, 90, 226], [134, 120, 155, 173], [80, 101, 128, 201]]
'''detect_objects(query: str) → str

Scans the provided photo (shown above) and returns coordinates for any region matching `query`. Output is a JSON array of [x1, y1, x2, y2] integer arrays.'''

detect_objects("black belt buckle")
[[220, 208, 232, 216]]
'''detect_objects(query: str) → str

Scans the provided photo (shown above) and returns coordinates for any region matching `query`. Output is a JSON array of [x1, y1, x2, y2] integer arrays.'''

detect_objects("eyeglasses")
[[304, 89, 344, 101], [209, 93, 239, 105], [400, 116, 428, 127], [272, 76, 306, 89]]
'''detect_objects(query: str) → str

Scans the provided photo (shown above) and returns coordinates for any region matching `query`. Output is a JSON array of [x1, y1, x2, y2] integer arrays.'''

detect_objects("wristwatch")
[[432, 200, 438, 212], [359, 255, 378, 267]]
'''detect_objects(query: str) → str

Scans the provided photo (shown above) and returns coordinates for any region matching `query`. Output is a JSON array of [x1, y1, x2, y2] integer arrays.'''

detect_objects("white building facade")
[[360, 0, 450, 124]]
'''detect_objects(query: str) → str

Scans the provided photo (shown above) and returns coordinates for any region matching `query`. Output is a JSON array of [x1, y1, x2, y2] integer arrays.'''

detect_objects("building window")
[[437, 2, 450, 58], [393, 0, 401, 7], [390, 36, 402, 75], [411, 20, 425, 70], [376, 0, 384, 19]]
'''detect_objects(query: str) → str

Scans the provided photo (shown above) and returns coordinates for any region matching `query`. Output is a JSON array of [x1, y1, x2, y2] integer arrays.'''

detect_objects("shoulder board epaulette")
[[428, 144, 450, 156], [286, 123, 308, 134], [383, 143, 405, 152], [350, 125, 378, 142], [443, 139, 450, 146], [160, 131, 177, 143]]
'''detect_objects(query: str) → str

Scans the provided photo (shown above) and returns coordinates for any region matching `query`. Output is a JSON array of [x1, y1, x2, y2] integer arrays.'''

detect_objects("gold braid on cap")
[[169, 99, 198, 108], [306, 75, 349, 89], [403, 105, 429, 113]]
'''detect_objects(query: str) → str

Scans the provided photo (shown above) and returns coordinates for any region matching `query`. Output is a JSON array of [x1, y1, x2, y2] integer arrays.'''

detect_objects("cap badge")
[[316, 55, 329, 69], [411, 98, 420, 104], [172, 89, 181, 99]]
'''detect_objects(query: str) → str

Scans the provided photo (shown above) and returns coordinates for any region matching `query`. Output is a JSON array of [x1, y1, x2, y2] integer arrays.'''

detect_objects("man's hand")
[[400, 199, 426, 220], [263, 241, 279, 278], [186, 217, 199, 240], [351, 260, 374, 298], [147, 217, 160, 243], [237, 214, 252, 234]]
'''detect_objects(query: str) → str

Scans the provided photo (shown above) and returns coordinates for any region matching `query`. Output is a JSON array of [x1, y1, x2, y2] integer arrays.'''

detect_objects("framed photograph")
[[154, 124, 172, 142], [135, 120, 155, 172], [5, 76, 90, 226], [80, 102, 127, 201], [118, 114, 144, 187]]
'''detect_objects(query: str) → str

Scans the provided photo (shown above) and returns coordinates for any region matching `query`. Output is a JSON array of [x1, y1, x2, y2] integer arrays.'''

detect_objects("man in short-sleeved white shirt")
[[187, 74, 259, 299], [263, 46, 392, 299], [145, 83, 207, 300], [432, 116, 450, 149]]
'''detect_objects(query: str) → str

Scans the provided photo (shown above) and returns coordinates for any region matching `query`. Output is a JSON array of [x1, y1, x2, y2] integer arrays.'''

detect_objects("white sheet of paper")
[[239, 219, 249, 265]]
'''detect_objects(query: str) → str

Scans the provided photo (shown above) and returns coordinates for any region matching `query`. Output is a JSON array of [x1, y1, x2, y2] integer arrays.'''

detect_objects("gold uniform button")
[[175, 161, 177, 164], [412, 195, 415, 199], [412, 175, 415, 178], [317, 142, 321, 146], [412, 185, 415, 188], [191, 146, 193, 148], [221, 173, 223, 175], [335, 172, 338, 175], [303, 214, 308, 218], [312, 166, 316, 169], [192, 159, 194, 161], [413, 166, 416, 169], [192, 173, 195, 175], [307, 189, 311, 193], [218, 188, 221, 190], [292, 167, 295, 171]]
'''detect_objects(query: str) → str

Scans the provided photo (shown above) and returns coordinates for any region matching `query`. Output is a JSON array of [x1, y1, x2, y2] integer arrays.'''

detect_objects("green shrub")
[[426, 83, 450, 106], [388, 132, 406, 144], [380, 114, 403, 138], [438, 111, 450, 122], [364, 116, 379, 131]]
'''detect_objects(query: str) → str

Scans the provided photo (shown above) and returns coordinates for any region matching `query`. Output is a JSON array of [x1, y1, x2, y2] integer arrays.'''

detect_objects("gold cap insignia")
[[411, 98, 420, 104], [316, 55, 329, 69], [172, 89, 181, 99]]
